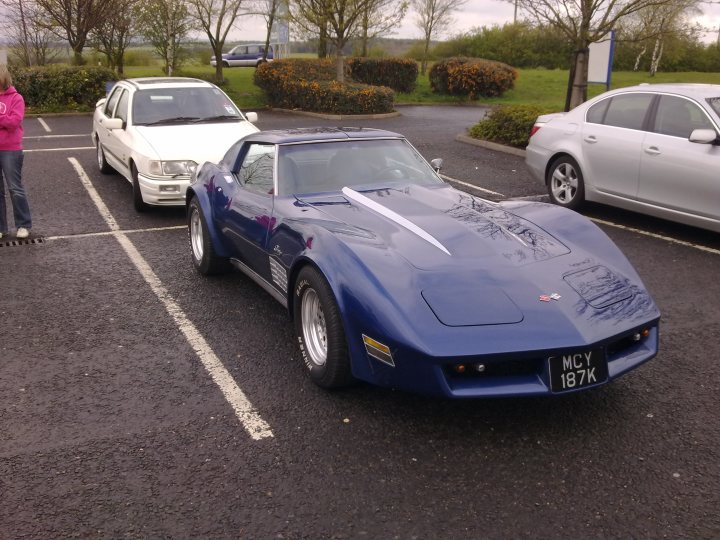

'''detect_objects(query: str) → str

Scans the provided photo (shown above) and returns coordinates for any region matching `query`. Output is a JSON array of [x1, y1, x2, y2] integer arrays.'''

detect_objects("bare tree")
[[517, 0, 679, 109], [91, 0, 139, 76], [247, 0, 283, 61], [34, 0, 113, 65], [357, 0, 409, 56], [293, 0, 375, 81], [186, 0, 246, 83], [411, 0, 468, 75], [1, 0, 59, 66], [137, 0, 192, 75]]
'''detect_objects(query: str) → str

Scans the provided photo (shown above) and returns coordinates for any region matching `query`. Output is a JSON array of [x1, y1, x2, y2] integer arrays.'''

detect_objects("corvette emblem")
[[539, 293, 562, 302]]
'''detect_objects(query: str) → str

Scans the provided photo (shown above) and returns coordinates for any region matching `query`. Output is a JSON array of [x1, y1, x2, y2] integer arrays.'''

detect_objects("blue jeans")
[[0, 150, 32, 233]]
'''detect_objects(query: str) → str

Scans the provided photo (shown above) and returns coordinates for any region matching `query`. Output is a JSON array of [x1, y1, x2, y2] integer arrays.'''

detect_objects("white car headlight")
[[148, 160, 198, 177]]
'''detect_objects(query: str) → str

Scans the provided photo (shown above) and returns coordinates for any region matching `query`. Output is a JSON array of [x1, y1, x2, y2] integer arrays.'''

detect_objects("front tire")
[[547, 156, 585, 210], [293, 266, 353, 389], [96, 139, 113, 174], [188, 197, 229, 275], [131, 163, 149, 213]]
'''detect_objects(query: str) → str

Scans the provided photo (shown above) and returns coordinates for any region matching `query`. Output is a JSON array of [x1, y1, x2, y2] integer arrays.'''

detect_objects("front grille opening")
[[0, 237, 45, 248]]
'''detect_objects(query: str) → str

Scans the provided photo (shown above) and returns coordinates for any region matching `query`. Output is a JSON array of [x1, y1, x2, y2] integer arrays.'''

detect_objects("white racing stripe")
[[37, 117, 51, 132], [67, 157, 274, 440]]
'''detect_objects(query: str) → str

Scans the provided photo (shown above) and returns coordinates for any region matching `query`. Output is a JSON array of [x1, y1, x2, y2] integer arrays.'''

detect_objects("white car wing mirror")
[[689, 128, 718, 145], [245, 112, 258, 123]]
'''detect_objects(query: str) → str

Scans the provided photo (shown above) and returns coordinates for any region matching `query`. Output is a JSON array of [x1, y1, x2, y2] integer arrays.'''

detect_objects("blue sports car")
[[187, 127, 660, 398]]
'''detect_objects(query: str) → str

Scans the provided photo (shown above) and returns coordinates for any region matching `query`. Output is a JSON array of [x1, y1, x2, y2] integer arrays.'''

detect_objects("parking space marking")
[[591, 218, 720, 256], [26, 146, 94, 153], [46, 226, 186, 241], [68, 157, 274, 441], [441, 174, 505, 197], [37, 117, 51, 132], [25, 134, 90, 140]]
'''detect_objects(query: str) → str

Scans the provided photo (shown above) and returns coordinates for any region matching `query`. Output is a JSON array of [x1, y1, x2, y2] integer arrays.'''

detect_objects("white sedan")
[[92, 77, 259, 211], [526, 83, 720, 233]]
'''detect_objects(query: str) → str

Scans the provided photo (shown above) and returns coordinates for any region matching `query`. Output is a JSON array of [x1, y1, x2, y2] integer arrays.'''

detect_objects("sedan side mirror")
[[689, 128, 719, 145], [245, 112, 258, 123], [103, 117, 124, 130], [430, 158, 443, 172], [96, 98, 107, 109]]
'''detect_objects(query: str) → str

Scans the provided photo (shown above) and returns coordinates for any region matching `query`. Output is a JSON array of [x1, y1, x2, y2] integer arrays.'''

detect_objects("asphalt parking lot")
[[1, 107, 719, 539]]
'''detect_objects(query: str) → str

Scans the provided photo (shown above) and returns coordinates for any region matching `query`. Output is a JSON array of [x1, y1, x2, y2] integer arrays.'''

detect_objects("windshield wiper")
[[141, 116, 201, 126], [193, 115, 242, 123]]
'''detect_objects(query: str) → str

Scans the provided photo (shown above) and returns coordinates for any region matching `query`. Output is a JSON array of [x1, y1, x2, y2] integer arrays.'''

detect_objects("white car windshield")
[[706, 97, 720, 118], [277, 139, 444, 196], [132, 87, 242, 126]]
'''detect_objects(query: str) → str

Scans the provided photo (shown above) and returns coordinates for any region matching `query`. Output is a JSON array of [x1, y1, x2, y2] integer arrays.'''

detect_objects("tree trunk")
[[214, 44, 224, 82], [568, 47, 589, 110], [420, 36, 431, 75], [649, 39, 663, 76], [633, 46, 647, 72], [336, 52, 344, 83]]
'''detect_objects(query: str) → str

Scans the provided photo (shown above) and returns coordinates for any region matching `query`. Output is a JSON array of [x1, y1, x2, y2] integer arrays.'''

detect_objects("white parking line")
[[441, 174, 505, 197], [25, 146, 95, 153], [37, 117, 51, 132], [590, 218, 720, 256], [25, 134, 90, 139], [67, 157, 274, 441], [46, 226, 186, 241]]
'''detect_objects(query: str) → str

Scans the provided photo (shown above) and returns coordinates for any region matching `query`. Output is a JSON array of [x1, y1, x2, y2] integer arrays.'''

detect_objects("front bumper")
[[138, 173, 189, 206]]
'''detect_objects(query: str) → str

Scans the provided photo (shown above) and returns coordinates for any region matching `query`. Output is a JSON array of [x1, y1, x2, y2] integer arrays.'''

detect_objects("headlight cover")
[[148, 160, 198, 177]]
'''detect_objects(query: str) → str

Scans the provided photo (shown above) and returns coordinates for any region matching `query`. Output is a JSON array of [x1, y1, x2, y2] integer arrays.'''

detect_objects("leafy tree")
[[136, 0, 192, 75], [34, 0, 113, 65], [186, 0, 246, 83], [356, 0, 409, 57], [91, 0, 138, 76], [411, 0, 468, 75]]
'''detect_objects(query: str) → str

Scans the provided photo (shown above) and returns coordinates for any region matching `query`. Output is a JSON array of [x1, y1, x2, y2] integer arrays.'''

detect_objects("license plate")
[[548, 348, 608, 393]]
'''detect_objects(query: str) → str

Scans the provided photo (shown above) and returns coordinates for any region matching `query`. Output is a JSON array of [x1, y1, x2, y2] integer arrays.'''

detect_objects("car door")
[[581, 93, 655, 200], [227, 45, 246, 67], [214, 143, 276, 278], [97, 86, 131, 177], [638, 94, 720, 221]]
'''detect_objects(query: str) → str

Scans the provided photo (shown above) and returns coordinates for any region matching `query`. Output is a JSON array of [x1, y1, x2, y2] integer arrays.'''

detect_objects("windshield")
[[706, 97, 720, 118], [132, 87, 242, 126], [277, 139, 444, 196]]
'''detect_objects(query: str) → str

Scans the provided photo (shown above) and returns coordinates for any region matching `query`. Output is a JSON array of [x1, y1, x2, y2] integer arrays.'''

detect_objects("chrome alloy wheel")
[[301, 287, 328, 367], [189, 207, 204, 262], [550, 162, 579, 204]]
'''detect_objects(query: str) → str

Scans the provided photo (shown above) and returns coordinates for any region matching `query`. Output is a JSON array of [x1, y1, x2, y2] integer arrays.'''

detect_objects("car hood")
[[135, 122, 258, 163], [298, 183, 570, 271]]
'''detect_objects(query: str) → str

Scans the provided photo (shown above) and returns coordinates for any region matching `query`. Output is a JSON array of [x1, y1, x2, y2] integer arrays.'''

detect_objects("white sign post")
[[588, 31, 616, 91]]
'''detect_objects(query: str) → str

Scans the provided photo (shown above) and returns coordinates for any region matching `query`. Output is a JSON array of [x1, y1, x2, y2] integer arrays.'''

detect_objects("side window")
[[603, 94, 654, 131], [240, 144, 275, 195], [115, 89, 129, 123], [586, 99, 609, 124], [248, 45, 260, 54], [104, 87, 122, 116], [652, 95, 714, 138]]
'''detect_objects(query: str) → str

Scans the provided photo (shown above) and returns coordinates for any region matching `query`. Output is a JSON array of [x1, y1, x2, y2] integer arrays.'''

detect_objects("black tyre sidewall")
[[188, 197, 228, 275], [96, 140, 112, 174], [132, 164, 149, 212], [547, 156, 585, 210], [293, 267, 352, 389]]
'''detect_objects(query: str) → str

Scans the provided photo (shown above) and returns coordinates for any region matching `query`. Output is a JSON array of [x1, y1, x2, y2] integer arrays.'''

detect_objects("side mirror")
[[245, 112, 258, 123], [689, 128, 718, 145], [103, 117, 124, 130], [96, 98, 107, 109], [430, 158, 443, 172]]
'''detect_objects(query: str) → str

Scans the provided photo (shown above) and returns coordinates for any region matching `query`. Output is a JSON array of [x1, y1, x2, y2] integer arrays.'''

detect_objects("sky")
[[231, 0, 720, 44]]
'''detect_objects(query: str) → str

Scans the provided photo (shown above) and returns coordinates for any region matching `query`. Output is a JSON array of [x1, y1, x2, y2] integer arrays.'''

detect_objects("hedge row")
[[347, 58, 417, 93], [429, 57, 517, 99], [13, 66, 117, 112], [468, 104, 552, 148], [254, 59, 394, 114]]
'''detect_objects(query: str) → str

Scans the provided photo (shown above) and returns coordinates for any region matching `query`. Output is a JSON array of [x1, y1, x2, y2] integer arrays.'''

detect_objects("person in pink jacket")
[[0, 65, 32, 239]]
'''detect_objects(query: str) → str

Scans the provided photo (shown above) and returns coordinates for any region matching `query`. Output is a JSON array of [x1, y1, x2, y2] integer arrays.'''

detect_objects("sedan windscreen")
[[132, 88, 241, 125], [707, 97, 720, 118], [277, 139, 444, 196]]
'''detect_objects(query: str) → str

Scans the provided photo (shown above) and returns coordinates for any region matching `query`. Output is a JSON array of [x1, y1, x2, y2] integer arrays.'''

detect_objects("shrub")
[[254, 58, 394, 114], [347, 57, 418, 93], [13, 65, 118, 112], [429, 57, 517, 99], [468, 104, 552, 148]]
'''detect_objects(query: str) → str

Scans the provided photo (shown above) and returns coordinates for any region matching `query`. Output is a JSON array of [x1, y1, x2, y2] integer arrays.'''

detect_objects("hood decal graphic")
[[342, 187, 451, 256]]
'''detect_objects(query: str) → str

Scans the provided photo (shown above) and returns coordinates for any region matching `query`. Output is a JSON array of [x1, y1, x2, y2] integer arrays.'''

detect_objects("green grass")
[[123, 64, 720, 111]]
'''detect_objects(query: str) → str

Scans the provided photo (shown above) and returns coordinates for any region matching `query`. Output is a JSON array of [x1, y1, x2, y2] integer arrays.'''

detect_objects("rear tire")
[[188, 197, 229, 275], [293, 266, 353, 389], [546, 155, 585, 210]]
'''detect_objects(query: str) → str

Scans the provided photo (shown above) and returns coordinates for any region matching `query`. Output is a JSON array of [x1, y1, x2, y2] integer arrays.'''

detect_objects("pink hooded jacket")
[[0, 86, 25, 151]]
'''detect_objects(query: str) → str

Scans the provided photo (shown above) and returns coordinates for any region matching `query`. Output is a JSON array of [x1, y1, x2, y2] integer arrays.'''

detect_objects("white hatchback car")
[[526, 83, 720, 232], [92, 77, 260, 211]]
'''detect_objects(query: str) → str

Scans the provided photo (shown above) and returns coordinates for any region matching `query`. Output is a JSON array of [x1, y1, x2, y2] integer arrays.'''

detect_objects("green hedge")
[[429, 57, 517, 99], [254, 58, 394, 114], [13, 66, 117, 112], [347, 58, 417, 93], [468, 104, 552, 148]]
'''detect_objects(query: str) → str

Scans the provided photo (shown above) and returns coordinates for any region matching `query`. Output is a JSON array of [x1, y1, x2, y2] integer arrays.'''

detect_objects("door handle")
[[583, 135, 597, 143], [645, 146, 661, 155]]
